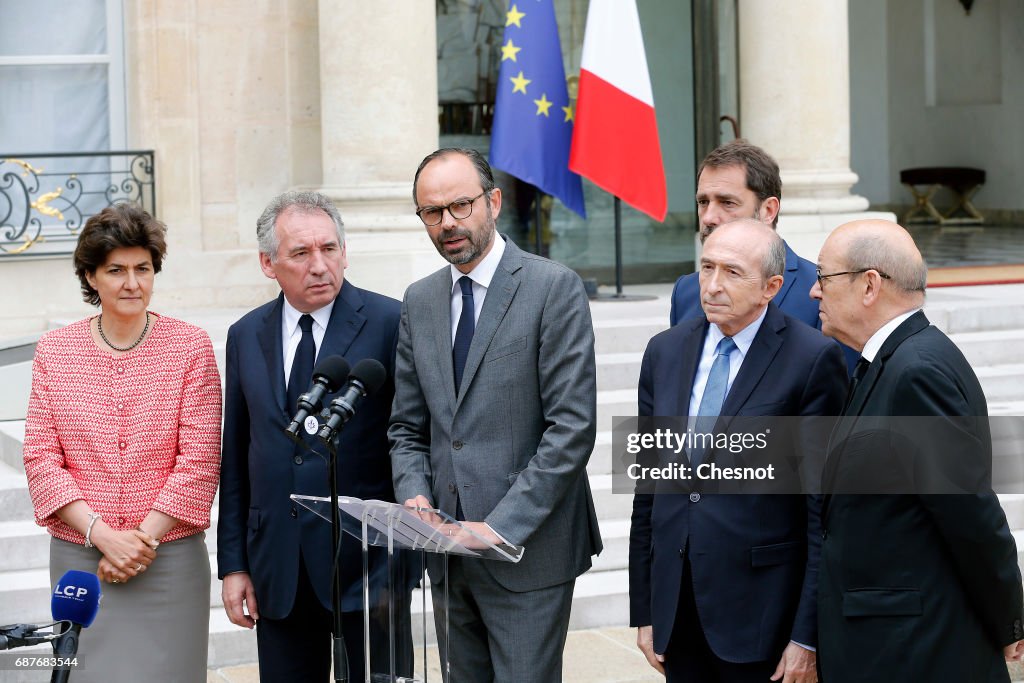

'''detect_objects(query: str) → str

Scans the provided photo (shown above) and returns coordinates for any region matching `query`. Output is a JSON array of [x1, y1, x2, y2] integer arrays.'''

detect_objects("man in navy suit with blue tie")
[[669, 140, 820, 329], [217, 191, 413, 681], [630, 220, 847, 682]]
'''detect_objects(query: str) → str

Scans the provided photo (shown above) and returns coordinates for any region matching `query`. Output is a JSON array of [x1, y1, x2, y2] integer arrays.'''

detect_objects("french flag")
[[569, 0, 667, 222]]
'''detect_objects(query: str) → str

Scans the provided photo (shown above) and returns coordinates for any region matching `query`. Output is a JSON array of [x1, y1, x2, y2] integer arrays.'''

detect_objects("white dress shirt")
[[281, 297, 335, 389], [449, 235, 507, 345], [687, 306, 769, 416], [860, 309, 921, 363]]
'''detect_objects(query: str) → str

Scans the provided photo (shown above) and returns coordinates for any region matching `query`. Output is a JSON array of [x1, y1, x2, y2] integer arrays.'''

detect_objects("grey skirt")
[[49, 532, 210, 683]]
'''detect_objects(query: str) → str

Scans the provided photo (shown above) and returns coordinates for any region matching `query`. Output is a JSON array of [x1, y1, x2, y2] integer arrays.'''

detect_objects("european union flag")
[[489, 1, 586, 217]]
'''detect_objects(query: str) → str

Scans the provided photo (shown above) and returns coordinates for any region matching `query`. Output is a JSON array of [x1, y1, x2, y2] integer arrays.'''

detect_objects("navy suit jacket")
[[629, 303, 847, 661], [217, 281, 408, 619], [819, 312, 1024, 682]]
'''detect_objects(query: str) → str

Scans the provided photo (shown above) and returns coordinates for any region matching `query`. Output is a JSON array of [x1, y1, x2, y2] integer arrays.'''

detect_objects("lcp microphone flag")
[[489, 1, 586, 218]]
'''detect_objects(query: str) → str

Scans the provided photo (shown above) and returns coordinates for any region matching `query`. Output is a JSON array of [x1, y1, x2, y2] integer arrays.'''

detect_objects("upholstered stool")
[[900, 167, 986, 225]]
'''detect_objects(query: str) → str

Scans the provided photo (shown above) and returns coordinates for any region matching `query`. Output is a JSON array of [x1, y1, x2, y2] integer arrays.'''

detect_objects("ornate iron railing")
[[0, 150, 155, 258]]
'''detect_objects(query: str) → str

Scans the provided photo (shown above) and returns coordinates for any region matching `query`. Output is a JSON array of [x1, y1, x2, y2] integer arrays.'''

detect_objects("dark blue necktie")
[[452, 276, 475, 393], [287, 314, 316, 413], [691, 336, 736, 466], [845, 357, 871, 410]]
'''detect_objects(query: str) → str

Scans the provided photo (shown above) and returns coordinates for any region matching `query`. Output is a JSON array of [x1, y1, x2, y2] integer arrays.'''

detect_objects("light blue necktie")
[[691, 336, 736, 466]]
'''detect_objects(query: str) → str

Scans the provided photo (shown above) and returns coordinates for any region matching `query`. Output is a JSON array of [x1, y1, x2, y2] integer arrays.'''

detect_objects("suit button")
[[453, 440, 463, 450], [822, 530, 828, 540], [290, 507, 298, 518], [294, 455, 303, 465], [689, 493, 700, 503], [448, 483, 457, 493], [678, 548, 684, 558]]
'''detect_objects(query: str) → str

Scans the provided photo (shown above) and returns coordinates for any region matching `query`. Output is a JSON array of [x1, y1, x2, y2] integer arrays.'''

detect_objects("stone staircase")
[[2, 283, 1024, 677]]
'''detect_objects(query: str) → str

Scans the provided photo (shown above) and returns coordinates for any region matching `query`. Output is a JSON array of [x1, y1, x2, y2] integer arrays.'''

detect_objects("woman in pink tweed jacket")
[[23, 204, 222, 681]]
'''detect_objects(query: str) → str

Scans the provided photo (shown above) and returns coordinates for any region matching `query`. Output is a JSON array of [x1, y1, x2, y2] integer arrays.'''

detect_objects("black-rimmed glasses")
[[416, 191, 488, 227], [815, 267, 893, 287]]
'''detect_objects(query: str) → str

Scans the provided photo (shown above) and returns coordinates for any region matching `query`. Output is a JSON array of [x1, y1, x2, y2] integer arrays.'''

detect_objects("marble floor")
[[910, 224, 1024, 268]]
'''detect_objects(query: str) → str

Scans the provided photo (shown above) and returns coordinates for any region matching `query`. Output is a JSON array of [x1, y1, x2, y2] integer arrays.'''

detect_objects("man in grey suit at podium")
[[389, 147, 602, 682]]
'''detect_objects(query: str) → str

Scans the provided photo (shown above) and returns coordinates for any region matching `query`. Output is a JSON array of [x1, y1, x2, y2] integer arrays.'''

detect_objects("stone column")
[[316, 0, 441, 297], [738, 0, 890, 258]]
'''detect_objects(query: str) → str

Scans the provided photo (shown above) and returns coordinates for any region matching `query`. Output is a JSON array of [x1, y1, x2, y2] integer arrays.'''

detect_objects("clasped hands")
[[93, 527, 159, 585]]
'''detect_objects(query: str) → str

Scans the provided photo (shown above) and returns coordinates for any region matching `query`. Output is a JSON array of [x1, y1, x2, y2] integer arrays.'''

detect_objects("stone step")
[[591, 474, 632, 521], [0, 464, 33, 525], [1001, 495, 1024, 530], [593, 519, 630, 573], [976, 364, 1024, 402], [949, 329, 1024, 369], [990, 401, 1024, 417], [592, 318, 666, 356], [596, 352, 644, 393], [597, 389, 637, 436], [926, 293, 1024, 335], [588, 431, 614, 476], [0, 421, 24, 472], [0, 519, 48, 573]]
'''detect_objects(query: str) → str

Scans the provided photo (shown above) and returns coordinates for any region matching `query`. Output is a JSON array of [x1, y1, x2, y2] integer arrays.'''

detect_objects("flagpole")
[[534, 188, 544, 256], [614, 196, 624, 297]]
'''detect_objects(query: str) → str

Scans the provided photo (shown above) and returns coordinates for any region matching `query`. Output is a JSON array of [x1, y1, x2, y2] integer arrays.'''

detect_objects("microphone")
[[285, 355, 350, 441], [318, 359, 387, 443], [0, 624, 57, 650], [50, 570, 101, 682]]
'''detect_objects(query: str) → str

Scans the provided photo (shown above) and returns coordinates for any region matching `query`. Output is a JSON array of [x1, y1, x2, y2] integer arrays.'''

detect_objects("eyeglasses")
[[815, 267, 892, 287], [415, 191, 488, 227]]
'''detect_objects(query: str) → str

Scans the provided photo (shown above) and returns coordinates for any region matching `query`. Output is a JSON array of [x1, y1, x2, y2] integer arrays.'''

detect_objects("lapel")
[[455, 237, 522, 413], [822, 311, 931, 503], [427, 267, 459, 409], [773, 242, 799, 307], [719, 303, 786, 420], [843, 312, 929, 418], [318, 280, 367, 362], [257, 294, 287, 416], [674, 317, 709, 417], [697, 305, 785, 468]]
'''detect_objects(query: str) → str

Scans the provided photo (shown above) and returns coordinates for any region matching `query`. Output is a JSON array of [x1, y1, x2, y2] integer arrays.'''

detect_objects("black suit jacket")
[[217, 281, 407, 619], [819, 311, 1024, 682], [629, 303, 847, 661]]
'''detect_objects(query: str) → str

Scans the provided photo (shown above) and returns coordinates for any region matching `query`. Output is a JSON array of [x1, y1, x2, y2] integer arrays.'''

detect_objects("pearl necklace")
[[98, 312, 150, 352]]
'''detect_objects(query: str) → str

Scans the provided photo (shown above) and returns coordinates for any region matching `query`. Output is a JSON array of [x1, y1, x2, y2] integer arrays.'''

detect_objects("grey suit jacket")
[[389, 236, 602, 592]]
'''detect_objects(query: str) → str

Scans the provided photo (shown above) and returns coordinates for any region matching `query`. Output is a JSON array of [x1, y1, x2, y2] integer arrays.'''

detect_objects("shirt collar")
[[450, 233, 506, 293], [707, 305, 769, 359], [282, 295, 335, 335], [860, 308, 921, 362]]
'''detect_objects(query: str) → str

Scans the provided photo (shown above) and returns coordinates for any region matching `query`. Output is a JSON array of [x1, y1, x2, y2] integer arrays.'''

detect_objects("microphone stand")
[[325, 437, 350, 683], [50, 623, 80, 683]]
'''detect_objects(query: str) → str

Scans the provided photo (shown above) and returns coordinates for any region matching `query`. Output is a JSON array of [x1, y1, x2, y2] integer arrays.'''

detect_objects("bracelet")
[[136, 526, 160, 548], [84, 512, 101, 548]]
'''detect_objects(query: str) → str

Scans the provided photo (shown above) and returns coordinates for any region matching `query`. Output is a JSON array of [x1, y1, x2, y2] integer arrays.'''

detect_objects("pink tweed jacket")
[[23, 314, 222, 544]]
